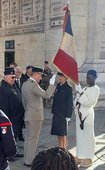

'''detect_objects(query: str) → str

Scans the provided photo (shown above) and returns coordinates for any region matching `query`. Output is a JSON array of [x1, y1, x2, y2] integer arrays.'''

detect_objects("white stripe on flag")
[[60, 32, 76, 59]]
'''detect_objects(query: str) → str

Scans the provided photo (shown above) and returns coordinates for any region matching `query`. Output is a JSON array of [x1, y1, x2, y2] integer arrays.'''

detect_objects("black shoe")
[[15, 153, 24, 157], [19, 137, 24, 142], [8, 157, 16, 162], [24, 163, 31, 167]]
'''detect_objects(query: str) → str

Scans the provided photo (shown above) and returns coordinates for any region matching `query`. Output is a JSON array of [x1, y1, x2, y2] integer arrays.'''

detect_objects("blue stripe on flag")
[[65, 13, 73, 36]]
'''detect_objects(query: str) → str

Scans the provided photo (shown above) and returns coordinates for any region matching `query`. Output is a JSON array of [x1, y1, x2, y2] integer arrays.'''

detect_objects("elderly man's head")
[[14, 66, 22, 79]]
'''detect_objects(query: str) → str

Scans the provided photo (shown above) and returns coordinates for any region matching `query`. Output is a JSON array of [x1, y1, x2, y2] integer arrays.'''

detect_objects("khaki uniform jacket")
[[22, 78, 55, 121]]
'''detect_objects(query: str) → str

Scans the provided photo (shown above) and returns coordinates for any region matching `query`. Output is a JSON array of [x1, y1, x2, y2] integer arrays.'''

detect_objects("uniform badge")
[[1, 127, 7, 134]]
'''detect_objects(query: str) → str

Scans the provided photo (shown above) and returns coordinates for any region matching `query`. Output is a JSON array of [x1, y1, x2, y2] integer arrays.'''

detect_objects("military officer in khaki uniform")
[[22, 66, 56, 167]]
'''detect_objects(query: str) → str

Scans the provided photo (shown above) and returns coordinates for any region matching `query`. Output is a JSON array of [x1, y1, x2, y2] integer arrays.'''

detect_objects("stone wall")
[[0, 0, 89, 71]]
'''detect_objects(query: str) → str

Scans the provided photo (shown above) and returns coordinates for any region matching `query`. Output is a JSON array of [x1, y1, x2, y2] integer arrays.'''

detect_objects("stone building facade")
[[0, 0, 89, 72], [0, 0, 105, 107]]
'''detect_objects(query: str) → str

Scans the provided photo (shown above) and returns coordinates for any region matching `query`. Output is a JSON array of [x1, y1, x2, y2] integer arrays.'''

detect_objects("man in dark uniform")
[[0, 109, 16, 170], [40, 61, 53, 107], [0, 67, 24, 157], [40, 61, 53, 90], [24, 65, 33, 81]]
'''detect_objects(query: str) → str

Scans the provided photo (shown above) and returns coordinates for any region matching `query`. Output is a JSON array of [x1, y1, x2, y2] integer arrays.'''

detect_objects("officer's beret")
[[32, 66, 43, 74], [87, 69, 97, 79], [4, 67, 15, 75], [26, 65, 33, 69]]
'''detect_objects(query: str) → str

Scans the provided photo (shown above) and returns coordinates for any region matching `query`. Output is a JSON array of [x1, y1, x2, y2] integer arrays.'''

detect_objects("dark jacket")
[[0, 80, 24, 139], [14, 74, 26, 93], [43, 67, 52, 79], [23, 73, 30, 82], [40, 67, 53, 90], [51, 82, 73, 118], [0, 110, 16, 170]]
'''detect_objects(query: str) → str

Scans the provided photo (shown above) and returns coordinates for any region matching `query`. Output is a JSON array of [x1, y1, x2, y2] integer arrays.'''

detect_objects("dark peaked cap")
[[32, 66, 43, 73], [4, 67, 15, 75]]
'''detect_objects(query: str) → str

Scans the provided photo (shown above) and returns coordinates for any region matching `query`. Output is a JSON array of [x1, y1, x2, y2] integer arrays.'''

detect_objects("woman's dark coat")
[[51, 82, 73, 136]]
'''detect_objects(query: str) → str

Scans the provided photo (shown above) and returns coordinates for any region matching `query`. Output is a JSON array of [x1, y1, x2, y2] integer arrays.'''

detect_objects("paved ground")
[[10, 107, 105, 170]]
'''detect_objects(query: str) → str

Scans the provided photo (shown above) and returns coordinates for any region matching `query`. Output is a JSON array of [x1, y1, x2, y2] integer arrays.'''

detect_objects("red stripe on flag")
[[0, 122, 12, 127], [53, 49, 78, 84]]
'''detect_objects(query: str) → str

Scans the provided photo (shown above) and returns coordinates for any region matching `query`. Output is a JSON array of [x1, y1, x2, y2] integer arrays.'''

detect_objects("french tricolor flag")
[[53, 5, 78, 84]]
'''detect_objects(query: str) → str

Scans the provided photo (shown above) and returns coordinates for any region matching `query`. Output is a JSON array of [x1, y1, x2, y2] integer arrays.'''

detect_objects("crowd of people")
[[0, 60, 100, 170]]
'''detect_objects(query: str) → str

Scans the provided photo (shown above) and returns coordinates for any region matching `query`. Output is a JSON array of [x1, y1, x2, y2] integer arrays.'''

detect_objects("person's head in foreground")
[[31, 147, 78, 170]]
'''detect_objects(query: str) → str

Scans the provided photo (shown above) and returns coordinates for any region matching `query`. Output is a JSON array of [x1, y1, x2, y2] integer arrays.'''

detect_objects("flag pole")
[[67, 1, 70, 8]]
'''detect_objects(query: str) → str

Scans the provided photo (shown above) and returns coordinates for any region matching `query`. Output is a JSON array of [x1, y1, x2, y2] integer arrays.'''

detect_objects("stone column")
[[79, 0, 97, 74], [79, 0, 105, 108]]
